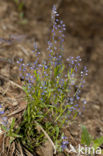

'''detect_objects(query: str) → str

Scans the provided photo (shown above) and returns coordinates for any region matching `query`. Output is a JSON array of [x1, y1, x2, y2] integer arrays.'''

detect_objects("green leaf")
[[93, 136, 103, 150], [12, 133, 22, 138], [10, 118, 16, 130], [1, 125, 8, 132], [55, 126, 59, 138], [72, 111, 78, 120], [10, 137, 15, 144], [81, 125, 92, 146]]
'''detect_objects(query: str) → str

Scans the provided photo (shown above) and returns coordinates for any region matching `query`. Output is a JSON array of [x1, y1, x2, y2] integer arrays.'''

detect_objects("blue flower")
[[61, 144, 67, 150], [0, 110, 4, 115], [61, 136, 68, 140]]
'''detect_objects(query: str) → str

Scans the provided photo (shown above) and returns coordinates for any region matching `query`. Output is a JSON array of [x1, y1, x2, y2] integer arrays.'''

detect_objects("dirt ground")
[[0, 0, 103, 156]]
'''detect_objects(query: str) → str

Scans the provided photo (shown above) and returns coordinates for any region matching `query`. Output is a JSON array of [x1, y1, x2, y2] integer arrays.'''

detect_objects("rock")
[[36, 141, 53, 156]]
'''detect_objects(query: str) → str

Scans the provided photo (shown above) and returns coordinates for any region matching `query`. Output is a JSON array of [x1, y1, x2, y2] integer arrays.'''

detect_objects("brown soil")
[[0, 0, 103, 156]]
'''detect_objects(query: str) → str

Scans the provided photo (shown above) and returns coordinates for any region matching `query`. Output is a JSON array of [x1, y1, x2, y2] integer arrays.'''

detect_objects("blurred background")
[[0, 0, 103, 147]]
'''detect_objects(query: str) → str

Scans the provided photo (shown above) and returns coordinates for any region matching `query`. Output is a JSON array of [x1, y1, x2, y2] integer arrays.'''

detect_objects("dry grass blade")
[[18, 45, 29, 56], [24, 148, 34, 156], [0, 35, 26, 47], [9, 80, 23, 90], [0, 75, 23, 90], [35, 121, 56, 154], [17, 142, 24, 156], [2, 82, 10, 95], [0, 58, 13, 64], [7, 108, 25, 117]]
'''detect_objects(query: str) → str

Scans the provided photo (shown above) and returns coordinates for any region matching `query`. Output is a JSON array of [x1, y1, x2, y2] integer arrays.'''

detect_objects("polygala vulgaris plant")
[[6, 5, 88, 154]]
